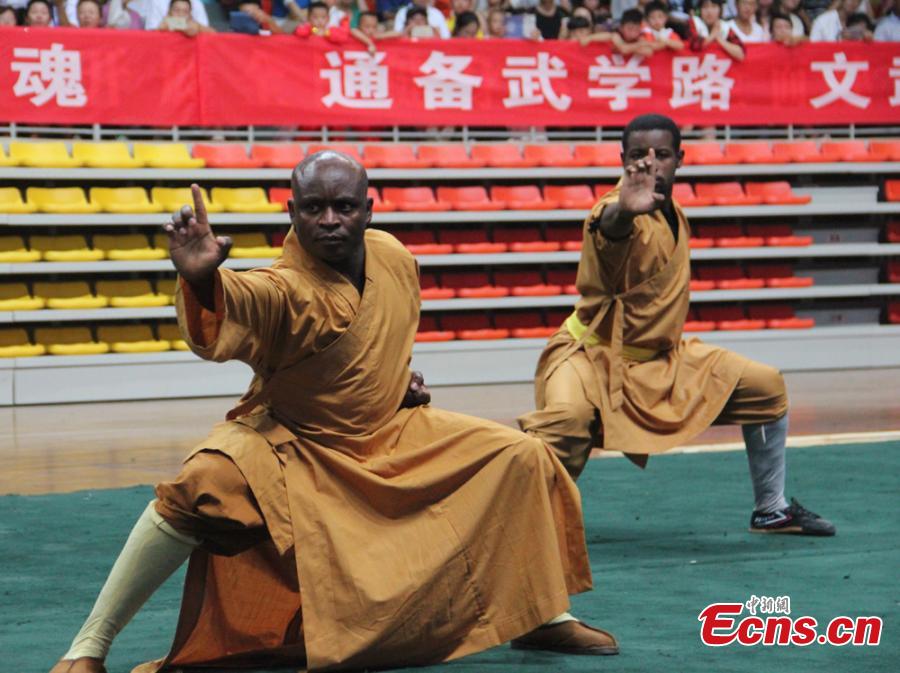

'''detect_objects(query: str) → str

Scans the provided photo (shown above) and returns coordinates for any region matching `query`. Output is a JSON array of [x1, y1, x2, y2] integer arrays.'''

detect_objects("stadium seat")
[[158, 323, 189, 350], [495, 270, 562, 296], [746, 304, 815, 329], [546, 225, 582, 249], [494, 311, 557, 338], [494, 227, 561, 252], [90, 187, 163, 214], [0, 283, 44, 310], [887, 180, 900, 202], [307, 144, 363, 163], [887, 260, 900, 283], [573, 143, 621, 166], [268, 187, 292, 211], [694, 266, 765, 290], [672, 183, 713, 207], [594, 184, 616, 200], [420, 272, 456, 300], [544, 185, 596, 210], [441, 314, 509, 340], [723, 142, 775, 164], [134, 143, 205, 168], [470, 144, 538, 168], [97, 280, 171, 307], [694, 182, 763, 206], [689, 275, 715, 291], [415, 315, 456, 342], [440, 229, 508, 254], [35, 327, 110, 355], [694, 224, 764, 248], [886, 220, 900, 243], [689, 236, 714, 249], [0, 235, 41, 263], [34, 281, 108, 309], [367, 186, 396, 212], [523, 144, 590, 167], [490, 185, 559, 210], [442, 271, 509, 298], [156, 279, 177, 303], [26, 187, 101, 213], [363, 144, 433, 169], [696, 306, 766, 331], [192, 144, 264, 168], [683, 308, 716, 332], [98, 325, 171, 353], [9, 141, 82, 168], [93, 234, 166, 261], [744, 181, 811, 205], [771, 141, 826, 163], [417, 145, 486, 168], [746, 263, 814, 288], [819, 140, 870, 162], [31, 235, 104, 262], [211, 187, 282, 213], [867, 140, 900, 162], [392, 229, 452, 255], [436, 186, 504, 211], [682, 142, 727, 165], [0, 145, 17, 167], [251, 144, 305, 168], [889, 302, 900, 324], [151, 187, 223, 213], [72, 142, 143, 168], [0, 328, 46, 357], [546, 269, 578, 295], [381, 187, 450, 212], [0, 187, 37, 213], [229, 233, 281, 258]]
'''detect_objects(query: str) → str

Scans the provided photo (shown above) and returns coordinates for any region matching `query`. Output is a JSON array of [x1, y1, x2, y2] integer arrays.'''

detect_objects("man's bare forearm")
[[596, 202, 636, 240]]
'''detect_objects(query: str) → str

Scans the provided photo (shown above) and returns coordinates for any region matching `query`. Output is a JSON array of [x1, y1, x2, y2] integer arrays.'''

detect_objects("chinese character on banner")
[[587, 54, 651, 111], [414, 51, 482, 111], [502, 53, 571, 111], [759, 596, 776, 614], [321, 51, 392, 109], [774, 595, 791, 615], [889, 57, 900, 107], [669, 55, 734, 111], [809, 52, 870, 109], [10, 43, 87, 108], [744, 595, 761, 615]]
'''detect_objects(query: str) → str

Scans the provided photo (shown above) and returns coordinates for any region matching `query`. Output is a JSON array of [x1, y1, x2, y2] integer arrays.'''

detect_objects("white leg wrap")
[[743, 414, 790, 514]]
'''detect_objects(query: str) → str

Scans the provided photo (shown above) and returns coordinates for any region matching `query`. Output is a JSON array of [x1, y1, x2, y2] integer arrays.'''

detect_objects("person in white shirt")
[[773, 0, 808, 36], [134, 0, 208, 29], [809, 0, 860, 41], [726, 0, 769, 41], [393, 0, 450, 36], [874, 5, 900, 40]]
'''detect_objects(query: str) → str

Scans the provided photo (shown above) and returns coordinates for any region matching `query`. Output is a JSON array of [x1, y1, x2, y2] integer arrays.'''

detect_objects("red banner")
[[1, 26, 899, 127]]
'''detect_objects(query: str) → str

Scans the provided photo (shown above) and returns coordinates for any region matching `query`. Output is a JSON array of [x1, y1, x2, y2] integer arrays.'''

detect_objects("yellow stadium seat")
[[0, 187, 37, 213], [73, 142, 144, 169], [97, 325, 170, 353], [34, 281, 108, 309], [0, 283, 45, 310], [0, 145, 17, 167], [157, 323, 189, 351], [30, 235, 104, 262], [0, 328, 46, 358], [151, 233, 171, 257], [96, 280, 170, 308], [35, 327, 109, 355], [90, 187, 163, 214], [9, 142, 83, 168], [151, 186, 223, 213], [156, 278, 177, 303], [94, 234, 166, 261], [211, 187, 283, 213], [230, 233, 281, 258], [133, 143, 205, 168], [26, 187, 101, 214], [0, 236, 40, 263]]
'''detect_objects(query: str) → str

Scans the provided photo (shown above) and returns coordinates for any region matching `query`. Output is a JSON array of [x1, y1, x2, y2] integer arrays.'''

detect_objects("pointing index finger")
[[190, 183, 208, 225]]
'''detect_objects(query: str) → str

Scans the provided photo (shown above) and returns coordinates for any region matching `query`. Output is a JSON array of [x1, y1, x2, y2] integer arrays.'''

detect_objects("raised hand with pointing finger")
[[163, 184, 232, 287]]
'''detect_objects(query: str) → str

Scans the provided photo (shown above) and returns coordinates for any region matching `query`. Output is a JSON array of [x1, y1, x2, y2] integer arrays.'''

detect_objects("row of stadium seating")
[[3, 140, 900, 169], [0, 182, 812, 214], [0, 325, 187, 357], [0, 280, 176, 309]]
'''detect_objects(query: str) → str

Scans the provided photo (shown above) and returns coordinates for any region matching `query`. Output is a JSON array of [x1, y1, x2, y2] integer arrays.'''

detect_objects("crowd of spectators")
[[0, 0, 897, 45]]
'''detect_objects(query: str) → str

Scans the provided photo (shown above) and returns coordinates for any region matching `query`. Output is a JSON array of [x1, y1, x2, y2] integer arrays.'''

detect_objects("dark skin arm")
[[596, 148, 665, 240]]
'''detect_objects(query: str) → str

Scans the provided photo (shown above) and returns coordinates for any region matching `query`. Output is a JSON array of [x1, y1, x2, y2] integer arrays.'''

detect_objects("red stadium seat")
[[268, 187, 292, 211], [744, 181, 812, 205], [885, 180, 900, 202], [771, 141, 826, 163], [490, 185, 559, 210], [251, 144, 304, 168], [747, 304, 815, 329], [381, 187, 449, 212], [417, 145, 486, 168], [363, 144, 433, 169], [546, 269, 578, 295], [820, 140, 870, 163], [546, 225, 582, 248], [746, 263, 814, 288], [544, 185, 596, 210], [307, 143, 363, 163], [689, 237, 714, 249], [392, 230, 452, 255], [695, 182, 764, 206], [470, 144, 538, 168], [442, 271, 509, 298], [682, 142, 728, 165], [441, 314, 510, 340], [723, 142, 775, 164], [889, 302, 900, 324], [689, 276, 716, 291], [192, 144, 264, 168], [683, 308, 716, 332], [419, 272, 455, 299], [495, 312, 557, 338], [745, 224, 813, 247], [367, 186, 397, 212], [886, 220, 900, 242], [868, 140, 900, 162], [416, 315, 456, 342], [440, 229, 508, 254], [573, 143, 621, 166], [695, 266, 765, 290], [436, 186, 505, 211], [697, 306, 766, 331], [494, 227, 561, 252], [523, 144, 590, 167], [495, 270, 562, 296], [673, 183, 713, 207], [888, 260, 900, 283], [694, 224, 764, 248]]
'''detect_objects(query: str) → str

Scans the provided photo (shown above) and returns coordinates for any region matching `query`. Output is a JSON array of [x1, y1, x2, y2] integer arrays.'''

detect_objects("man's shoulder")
[[366, 228, 415, 261]]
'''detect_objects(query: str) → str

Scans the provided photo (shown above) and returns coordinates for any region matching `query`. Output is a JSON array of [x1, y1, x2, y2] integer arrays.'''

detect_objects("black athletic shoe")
[[750, 498, 836, 536]]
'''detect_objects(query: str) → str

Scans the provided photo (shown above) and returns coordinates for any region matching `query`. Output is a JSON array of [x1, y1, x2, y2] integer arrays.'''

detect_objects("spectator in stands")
[[566, 12, 592, 35], [452, 8, 482, 32], [24, 0, 53, 24], [688, 0, 745, 59], [531, 0, 569, 38], [235, 0, 286, 32], [770, 8, 807, 39], [874, 1, 899, 38], [357, 9, 403, 37], [75, 0, 101, 25], [158, 0, 215, 32], [403, 4, 440, 33], [328, 0, 366, 27], [393, 0, 451, 37], [756, 0, 774, 30], [773, 0, 809, 33], [613, 8, 655, 52], [448, 0, 480, 32], [727, 0, 769, 40], [842, 9, 874, 35], [295, 0, 376, 46], [809, 0, 860, 39], [0, 4, 19, 23], [485, 5, 508, 34], [136, 0, 207, 29], [643, 0, 686, 48], [377, 0, 407, 23]]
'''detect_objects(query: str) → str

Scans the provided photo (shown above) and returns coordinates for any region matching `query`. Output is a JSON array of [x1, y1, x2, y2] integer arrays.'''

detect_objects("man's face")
[[647, 8, 667, 30], [456, 20, 479, 36], [619, 20, 642, 42], [621, 129, 683, 199], [737, 0, 756, 20], [408, 12, 427, 26], [170, 0, 191, 18], [289, 157, 371, 266], [358, 14, 377, 36], [771, 16, 792, 41], [700, 0, 720, 24], [78, 1, 101, 26], [487, 10, 505, 35], [309, 6, 329, 29]]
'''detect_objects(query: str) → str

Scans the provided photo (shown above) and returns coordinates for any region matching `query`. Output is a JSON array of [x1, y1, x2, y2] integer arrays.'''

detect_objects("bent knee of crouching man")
[[730, 360, 790, 424], [518, 404, 597, 481]]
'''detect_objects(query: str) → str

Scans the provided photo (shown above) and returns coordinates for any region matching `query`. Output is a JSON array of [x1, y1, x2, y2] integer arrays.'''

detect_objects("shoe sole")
[[749, 526, 835, 536], [510, 642, 620, 656]]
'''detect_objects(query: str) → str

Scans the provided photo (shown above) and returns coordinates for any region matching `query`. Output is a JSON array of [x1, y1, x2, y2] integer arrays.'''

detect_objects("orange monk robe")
[[137, 228, 592, 672]]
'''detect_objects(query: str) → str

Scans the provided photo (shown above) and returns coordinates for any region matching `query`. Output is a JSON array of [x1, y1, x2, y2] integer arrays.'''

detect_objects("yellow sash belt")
[[565, 311, 658, 362]]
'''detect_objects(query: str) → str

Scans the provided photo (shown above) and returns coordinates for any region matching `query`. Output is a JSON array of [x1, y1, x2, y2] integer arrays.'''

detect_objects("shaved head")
[[291, 151, 368, 201]]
